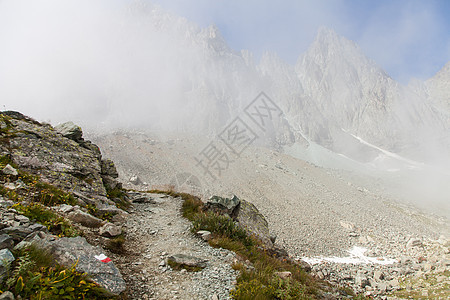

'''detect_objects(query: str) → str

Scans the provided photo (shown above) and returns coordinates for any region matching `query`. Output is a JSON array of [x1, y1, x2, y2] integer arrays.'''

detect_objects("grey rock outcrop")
[[167, 254, 208, 270], [55, 121, 83, 142], [67, 209, 103, 228], [100, 158, 123, 193], [204, 195, 273, 248], [204, 195, 240, 216], [1, 165, 17, 176], [0, 248, 14, 278], [99, 222, 122, 238], [35, 235, 126, 295], [407, 238, 423, 248], [0, 111, 121, 210]]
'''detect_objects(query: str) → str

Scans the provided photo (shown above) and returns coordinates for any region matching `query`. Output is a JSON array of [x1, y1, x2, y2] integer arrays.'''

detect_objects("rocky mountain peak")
[[425, 61, 450, 116], [314, 26, 346, 46], [427, 61, 450, 87], [200, 24, 230, 53], [299, 27, 367, 68]]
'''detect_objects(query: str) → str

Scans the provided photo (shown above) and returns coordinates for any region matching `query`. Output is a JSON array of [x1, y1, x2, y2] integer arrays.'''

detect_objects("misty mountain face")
[[291, 28, 449, 164], [26, 3, 445, 169], [164, 18, 449, 167]]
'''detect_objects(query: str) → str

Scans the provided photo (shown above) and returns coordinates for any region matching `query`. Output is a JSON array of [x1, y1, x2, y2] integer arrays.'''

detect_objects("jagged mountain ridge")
[[291, 28, 448, 160], [123, 6, 448, 166], [82, 4, 449, 166]]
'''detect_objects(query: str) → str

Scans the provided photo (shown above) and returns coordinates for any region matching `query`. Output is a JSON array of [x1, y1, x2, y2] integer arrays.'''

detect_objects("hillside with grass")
[[0, 111, 360, 299]]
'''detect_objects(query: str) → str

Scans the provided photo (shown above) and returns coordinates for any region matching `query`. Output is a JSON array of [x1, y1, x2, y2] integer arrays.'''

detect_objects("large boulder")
[[204, 195, 273, 248], [54, 121, 83, 142], [167, 254, 208, 270], [99, 222, 122, 238], [234, 199, 273, 248], [0, 248, 14, 276], [67, 210, 103, 228], [34, 235, 126, 296], [204, 195, 240, 216]]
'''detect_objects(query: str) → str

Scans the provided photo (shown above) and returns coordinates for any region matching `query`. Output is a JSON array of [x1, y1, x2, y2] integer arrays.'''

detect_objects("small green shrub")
[[30, 181, 78, 206], [230, 277, 276, 300], [105, 185, 130, 211], [191, 212, 253, 247], [105, 234, 125, 254]]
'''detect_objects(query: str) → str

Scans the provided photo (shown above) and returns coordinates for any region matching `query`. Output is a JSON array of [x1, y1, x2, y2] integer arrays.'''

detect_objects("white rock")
[[100, 222, 122, 238], [2, 164, 18, 176]]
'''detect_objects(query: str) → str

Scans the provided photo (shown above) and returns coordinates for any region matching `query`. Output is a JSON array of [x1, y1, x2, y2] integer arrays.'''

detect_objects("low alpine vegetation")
[[13, 203, 79, 238], [0, 245, 112, 299]]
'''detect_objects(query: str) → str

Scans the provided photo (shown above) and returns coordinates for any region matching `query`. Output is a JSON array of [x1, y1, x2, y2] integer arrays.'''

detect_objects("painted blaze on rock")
[[35, 236, 126, 295]]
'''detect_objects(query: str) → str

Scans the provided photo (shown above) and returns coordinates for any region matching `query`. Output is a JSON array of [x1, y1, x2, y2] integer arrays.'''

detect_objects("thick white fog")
[[0, 1, 449, 216], [0, 1, 201, 129]]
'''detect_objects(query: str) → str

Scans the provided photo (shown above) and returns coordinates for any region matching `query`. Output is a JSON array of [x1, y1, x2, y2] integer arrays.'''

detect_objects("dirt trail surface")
[[110, 192, 238, 300]]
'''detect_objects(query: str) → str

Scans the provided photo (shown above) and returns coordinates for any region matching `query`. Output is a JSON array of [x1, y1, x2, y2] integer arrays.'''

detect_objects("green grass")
[[0, 155, 78, 207], [13, 203, 79, 238], [105, 185, 131, 211]]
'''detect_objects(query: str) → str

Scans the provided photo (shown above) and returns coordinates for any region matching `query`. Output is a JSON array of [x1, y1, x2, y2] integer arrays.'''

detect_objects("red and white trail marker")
[[94, 254, 112, 263]]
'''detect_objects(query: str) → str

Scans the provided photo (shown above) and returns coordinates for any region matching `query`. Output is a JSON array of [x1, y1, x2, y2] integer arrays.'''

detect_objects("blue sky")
[[152, 0, 450, 83]]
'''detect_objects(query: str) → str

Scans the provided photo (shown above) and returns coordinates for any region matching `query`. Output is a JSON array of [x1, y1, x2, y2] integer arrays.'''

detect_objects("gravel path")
[[110, 193, 238, 299]]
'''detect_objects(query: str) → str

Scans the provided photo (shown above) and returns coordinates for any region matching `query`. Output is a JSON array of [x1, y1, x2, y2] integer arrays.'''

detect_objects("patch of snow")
[[302, 246, 397, 265], [342, 129, 424, 169]]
